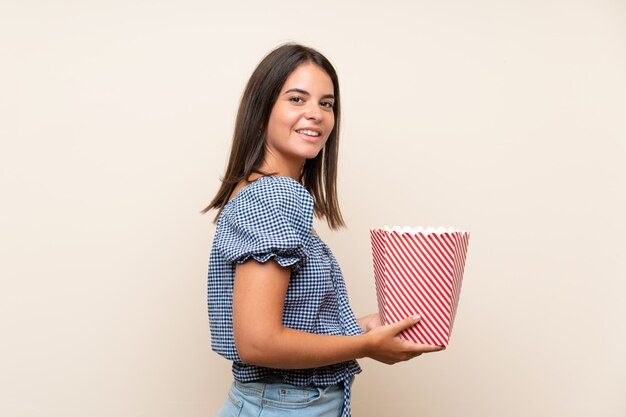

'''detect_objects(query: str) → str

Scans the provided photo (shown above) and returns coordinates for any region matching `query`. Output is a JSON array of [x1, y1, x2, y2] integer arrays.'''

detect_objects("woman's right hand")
[[362, 315, 444, 365]]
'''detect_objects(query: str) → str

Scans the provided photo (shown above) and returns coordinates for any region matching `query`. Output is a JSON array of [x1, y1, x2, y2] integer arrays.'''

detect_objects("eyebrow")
[[284, 88, 335, 100]]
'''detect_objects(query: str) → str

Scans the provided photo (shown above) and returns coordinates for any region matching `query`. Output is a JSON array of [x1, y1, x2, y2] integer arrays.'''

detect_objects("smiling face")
[[263, 62, 335, 178]]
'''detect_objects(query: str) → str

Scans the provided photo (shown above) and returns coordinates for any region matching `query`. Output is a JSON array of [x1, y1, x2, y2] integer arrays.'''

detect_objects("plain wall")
[[1, 1, 625, 416]]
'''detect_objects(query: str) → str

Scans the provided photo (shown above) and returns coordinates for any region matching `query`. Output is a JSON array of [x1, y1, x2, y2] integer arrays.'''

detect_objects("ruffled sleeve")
[[214, 176, 314, 272]]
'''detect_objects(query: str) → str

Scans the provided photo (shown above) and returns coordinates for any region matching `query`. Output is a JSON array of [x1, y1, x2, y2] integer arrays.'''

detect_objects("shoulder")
[[221, 176, 314, 233], [236, 176, 313, 211]]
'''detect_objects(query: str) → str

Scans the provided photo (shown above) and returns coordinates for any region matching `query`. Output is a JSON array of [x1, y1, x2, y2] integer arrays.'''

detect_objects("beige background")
[[1, 0, 625, 416]]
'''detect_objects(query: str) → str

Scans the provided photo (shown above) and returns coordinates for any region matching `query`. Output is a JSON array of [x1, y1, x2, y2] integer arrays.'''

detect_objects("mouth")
[[295, 129, 321, 138]]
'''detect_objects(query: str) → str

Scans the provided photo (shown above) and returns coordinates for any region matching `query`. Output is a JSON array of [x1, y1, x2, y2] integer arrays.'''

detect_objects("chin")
[[303, 149, 323, 160], [291, 145, 323, 161]]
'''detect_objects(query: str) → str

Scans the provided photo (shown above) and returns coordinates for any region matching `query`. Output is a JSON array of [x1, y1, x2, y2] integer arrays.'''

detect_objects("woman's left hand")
[[357, 312, 382, 333]]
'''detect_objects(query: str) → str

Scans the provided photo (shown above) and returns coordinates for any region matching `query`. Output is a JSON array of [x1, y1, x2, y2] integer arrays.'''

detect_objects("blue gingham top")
[[207, 175, 363, 416]]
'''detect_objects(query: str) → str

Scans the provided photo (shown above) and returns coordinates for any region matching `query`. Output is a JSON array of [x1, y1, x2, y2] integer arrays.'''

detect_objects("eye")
[[289, 96, 304, 103], [321, 101, 335, 109]]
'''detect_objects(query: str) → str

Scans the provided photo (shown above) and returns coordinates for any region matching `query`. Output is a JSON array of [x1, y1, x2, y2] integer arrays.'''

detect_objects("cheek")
[[269, 109, 298, 133], [325, 116, 335, 136], [327, 111, 335, 126], [266, 117, 284, 139]]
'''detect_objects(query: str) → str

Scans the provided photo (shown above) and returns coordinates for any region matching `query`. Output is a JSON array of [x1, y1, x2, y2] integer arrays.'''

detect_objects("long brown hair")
[[200, 43, 345, 229]]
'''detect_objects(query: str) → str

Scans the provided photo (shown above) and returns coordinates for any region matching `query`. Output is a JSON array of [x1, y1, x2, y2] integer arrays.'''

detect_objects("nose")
[[305, 103, 322, 121]]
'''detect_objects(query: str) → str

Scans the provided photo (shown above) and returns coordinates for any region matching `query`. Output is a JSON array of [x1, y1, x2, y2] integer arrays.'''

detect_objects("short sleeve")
[[214, 176, 314, 272]]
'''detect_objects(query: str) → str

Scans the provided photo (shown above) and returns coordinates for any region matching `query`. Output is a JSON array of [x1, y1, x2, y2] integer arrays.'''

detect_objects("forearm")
[[238, 327, 369, 369], [238, 315, 436, 369]]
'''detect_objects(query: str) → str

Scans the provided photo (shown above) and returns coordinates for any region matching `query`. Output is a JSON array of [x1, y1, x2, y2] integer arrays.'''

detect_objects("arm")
[[232, 259, 443, 369]]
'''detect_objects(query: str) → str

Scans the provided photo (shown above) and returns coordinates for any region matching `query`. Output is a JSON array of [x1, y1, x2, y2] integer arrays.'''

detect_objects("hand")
[[362, 315, 444, 365], [357, 312, 383, 332]]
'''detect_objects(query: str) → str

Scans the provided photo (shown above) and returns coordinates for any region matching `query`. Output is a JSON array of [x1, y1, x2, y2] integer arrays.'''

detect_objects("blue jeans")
[[217, 377, 344, 417]]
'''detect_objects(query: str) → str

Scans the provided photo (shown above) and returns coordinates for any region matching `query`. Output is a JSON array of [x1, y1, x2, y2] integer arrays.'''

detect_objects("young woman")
[[203, 43, 443, 417]]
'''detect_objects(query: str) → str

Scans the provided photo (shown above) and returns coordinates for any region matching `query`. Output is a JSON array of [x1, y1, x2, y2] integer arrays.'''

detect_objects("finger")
[[402, 342, 442, 353], [389, 315, 421, 334], [413, 344, 445, 353]]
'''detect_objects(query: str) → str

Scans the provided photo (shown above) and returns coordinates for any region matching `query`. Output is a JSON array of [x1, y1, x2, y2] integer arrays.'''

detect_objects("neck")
[[258, 153, 304, 182]]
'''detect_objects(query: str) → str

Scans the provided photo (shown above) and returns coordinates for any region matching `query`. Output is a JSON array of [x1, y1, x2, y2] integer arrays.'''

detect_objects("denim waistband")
[[233, 377, 343, 396]]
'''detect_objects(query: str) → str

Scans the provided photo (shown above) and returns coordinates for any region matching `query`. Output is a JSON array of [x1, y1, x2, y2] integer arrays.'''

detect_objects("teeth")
[[297, 129, 320, 137]]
